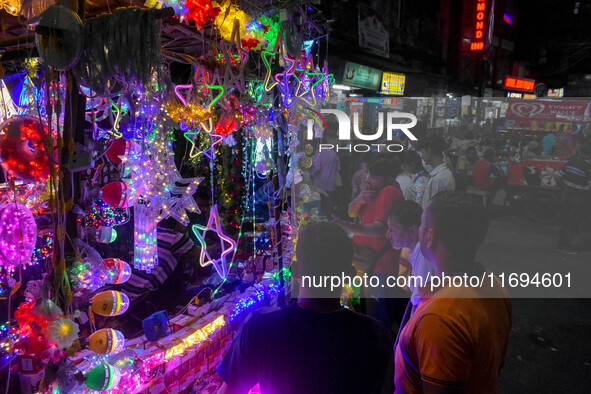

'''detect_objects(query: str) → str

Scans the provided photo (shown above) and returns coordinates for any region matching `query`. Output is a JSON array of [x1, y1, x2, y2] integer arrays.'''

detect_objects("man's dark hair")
[[388, 201, 423, 229], [483, 148, 495, 161], [402, 150, 423, 173], [368, 159, 400, 179], [295, 222, 354, 276], [426, 191, 490, 261], [416, 134, 445, 156], [581, 140, 591, 156]]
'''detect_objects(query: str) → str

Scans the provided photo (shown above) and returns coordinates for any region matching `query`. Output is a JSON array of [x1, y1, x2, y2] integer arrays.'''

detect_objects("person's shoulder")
[[244, 304, 297, 327], [342, 308, 392, 339]]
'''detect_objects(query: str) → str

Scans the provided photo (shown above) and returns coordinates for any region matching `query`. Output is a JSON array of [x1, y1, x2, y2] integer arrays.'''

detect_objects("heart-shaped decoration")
[[510, 102, 545, 117]]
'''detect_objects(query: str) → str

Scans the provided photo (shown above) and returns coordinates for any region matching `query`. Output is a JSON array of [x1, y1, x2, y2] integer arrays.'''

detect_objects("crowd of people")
[[214, 132, 591, 393], [217, 191, 512, 393]]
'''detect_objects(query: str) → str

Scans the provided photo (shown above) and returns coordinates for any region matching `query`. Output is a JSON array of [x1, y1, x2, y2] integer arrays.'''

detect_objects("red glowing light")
[[469, 0, 487, 51], [503, 76, 536, 92]]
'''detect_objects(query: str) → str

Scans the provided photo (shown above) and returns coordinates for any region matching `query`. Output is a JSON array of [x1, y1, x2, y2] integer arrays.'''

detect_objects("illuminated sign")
[[470, 0, 487, 51], [381, 72, 405, 95], [548, 88, 564, 97], [504, 76, 536, 92], [343, 61, 382, 90]]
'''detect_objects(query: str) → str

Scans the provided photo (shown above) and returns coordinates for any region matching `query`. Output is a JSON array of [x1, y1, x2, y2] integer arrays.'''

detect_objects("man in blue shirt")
[[216, 222, 393, 393]]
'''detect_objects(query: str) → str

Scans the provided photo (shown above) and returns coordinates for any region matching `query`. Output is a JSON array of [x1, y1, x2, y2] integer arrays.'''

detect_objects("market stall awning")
[[505, 99, 591, 131]]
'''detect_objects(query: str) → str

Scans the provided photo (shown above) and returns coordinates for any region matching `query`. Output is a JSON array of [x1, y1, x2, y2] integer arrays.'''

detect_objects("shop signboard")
[[342, 62, 382, 90], [548, 88, 564, 97], [503, 76, 535, 92], [381, 72, 405, 95], [506, 99, 590, 122], [358, 4, 389, 58]]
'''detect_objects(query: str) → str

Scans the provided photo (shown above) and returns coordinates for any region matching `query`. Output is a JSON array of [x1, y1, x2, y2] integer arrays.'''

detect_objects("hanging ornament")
[[0, 115, 51, 182], [91, 291, 130, 316], [101, 258, 132, 284], [87, 328, 125, 355], [0, 203, 38, 273], [214, 113, 240, 137], [100, 182, 129, 208], [72, 257, 132, 292], [185, 0, 221, 28], [105, 138, 132, 165], [84, 364, 122, 391], [96, 226, 117, 243], [191, 205, 236, 280]]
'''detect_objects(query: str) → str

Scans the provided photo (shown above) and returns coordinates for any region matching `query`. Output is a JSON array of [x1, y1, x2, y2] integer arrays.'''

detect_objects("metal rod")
[[0, 34, 36, 48]]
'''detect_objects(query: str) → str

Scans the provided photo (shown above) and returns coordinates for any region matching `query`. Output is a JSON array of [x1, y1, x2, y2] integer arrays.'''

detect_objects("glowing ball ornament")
[[101, 181, 129, 208], [0, 115, 51, 182], [102, 258, 132, 284], [88, 328, 125, 355], [91, 291, 130, 316], [96, 226, 117, 244], [85, 364, 121, 391], [0, 203, 38, 272], [105, 138, 131, 165]]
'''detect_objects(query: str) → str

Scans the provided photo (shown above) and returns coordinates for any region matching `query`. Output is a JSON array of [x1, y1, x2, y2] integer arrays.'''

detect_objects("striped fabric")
[[412, 172, 430, 206], [112, 230, 196, 303], [558, 157, 591, 191]]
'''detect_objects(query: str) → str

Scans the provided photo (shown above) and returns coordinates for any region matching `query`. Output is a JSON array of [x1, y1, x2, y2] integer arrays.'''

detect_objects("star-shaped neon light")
[[261, 35, 294, 93], [191, 205, 236, 280], [183, 128, 224, 160], [293, 56, 326, 107]]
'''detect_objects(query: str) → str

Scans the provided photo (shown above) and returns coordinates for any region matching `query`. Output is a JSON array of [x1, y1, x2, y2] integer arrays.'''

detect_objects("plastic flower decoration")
[[186, 0, 221, 29], [46, 317, 80, 349]]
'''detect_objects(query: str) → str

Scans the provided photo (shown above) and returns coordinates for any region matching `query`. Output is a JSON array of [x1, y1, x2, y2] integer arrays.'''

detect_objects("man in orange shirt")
[[395, 191, 511, 393]]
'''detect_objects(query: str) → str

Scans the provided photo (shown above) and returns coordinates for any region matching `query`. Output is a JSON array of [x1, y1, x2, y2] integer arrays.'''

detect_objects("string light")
[[79, 199, 130, 228], [164, 315, 225, 360], [229, 283, 280, 322]]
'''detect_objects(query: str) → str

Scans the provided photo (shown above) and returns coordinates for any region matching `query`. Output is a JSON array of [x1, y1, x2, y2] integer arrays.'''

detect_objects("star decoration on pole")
[[157, 176, 203, 225], [191, 205, 236, 280]]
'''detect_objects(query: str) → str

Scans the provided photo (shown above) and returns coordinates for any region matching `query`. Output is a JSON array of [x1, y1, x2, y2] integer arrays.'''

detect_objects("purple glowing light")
[[0, 203, 37, 272]]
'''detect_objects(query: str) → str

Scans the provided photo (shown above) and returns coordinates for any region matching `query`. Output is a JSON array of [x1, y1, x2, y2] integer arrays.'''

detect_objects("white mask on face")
[[422, 160, 433, 173]]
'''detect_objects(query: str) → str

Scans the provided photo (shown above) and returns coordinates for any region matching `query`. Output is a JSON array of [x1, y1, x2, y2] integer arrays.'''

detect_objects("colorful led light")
[[164, 315, 225, 360], [0, 203, 37, 272], [191, 205, 236, 279]]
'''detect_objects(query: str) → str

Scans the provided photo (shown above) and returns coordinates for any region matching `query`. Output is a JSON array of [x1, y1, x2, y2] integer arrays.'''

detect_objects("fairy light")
[[79, 199, 130, 228], [29, 233, 53, 268], [229, 283, 280, 322], [0, 203, 38, 273], [164, 315, 226, 360]]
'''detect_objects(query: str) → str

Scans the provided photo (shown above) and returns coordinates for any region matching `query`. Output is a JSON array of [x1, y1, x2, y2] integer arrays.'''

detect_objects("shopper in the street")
[[333, 159, 406, 328], [386, 200, 435, 310], [311, 136, 340, 217], [555, 141, 591, 255], [398, 150, 429, 206], [416, 135, 456, 209], [394, 191, 512, 393], [217, 222, 394, 394]]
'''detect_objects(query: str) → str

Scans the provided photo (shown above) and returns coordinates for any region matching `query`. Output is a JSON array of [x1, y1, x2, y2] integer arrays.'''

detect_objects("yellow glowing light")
[[164, 315, 226, 360], [212, 1, 251, 41]]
